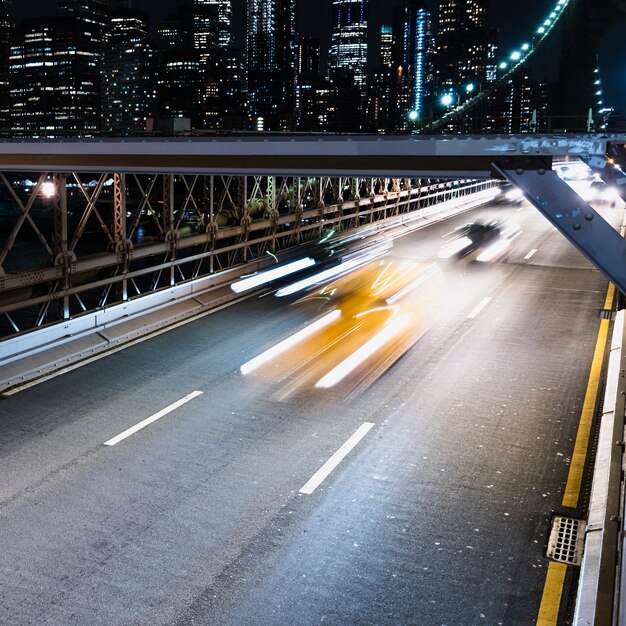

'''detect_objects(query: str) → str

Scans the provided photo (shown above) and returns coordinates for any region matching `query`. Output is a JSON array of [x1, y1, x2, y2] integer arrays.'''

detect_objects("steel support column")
[[493, 158, 626, 295], [52, 173, 71, 320], [114, 173, 129, 301]]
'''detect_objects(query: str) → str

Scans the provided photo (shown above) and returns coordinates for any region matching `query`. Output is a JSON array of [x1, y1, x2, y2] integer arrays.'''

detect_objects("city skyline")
[[16, 1, 550, 59], [4, 0, 623, 134]]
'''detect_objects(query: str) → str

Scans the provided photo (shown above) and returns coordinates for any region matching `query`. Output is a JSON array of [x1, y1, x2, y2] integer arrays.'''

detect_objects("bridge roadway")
[[0, 196, 618, 625]]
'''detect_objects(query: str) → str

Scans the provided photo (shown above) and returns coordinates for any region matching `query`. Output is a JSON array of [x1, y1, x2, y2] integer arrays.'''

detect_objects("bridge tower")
[[557, 0, 626, 118]]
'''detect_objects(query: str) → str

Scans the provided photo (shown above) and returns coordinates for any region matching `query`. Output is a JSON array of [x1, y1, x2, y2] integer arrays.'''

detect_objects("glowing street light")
[[408, 110, 418, 122], [441, 93, 454, 107], [465, 83, 475, 93], [41, 181, 56, 199], [510, 51, 521, 61]]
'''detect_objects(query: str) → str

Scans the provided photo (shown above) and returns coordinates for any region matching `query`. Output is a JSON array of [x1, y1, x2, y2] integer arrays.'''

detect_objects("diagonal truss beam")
[[493, 157, 626, 295]]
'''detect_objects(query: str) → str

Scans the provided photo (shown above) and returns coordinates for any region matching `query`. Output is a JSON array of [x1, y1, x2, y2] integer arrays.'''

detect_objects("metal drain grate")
[[547, 516, 585, 565], [599, 309, 615, 320]]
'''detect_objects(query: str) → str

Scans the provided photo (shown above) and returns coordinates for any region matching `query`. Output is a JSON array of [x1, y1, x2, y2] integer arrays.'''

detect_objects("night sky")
[[14, 0, 626, 113]]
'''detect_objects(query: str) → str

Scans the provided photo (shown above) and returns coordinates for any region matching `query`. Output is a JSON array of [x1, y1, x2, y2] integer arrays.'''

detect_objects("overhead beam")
[[0, 134, 621, 178]]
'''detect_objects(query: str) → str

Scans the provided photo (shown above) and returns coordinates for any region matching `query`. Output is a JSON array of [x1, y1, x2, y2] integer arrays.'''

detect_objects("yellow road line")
[[536, 283, 615, 625], [536, 562, 568, 625], [562, 282, 615, 509]]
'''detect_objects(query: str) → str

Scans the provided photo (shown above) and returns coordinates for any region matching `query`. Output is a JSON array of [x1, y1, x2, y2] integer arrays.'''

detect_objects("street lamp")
[[41, 181, 56, 199], [441, 93, 454, 108]]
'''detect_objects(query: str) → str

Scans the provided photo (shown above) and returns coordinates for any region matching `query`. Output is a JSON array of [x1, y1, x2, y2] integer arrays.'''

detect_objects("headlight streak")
[[437, 236, 473, 259], [240, 309, 342, 375], [276, 253, 381, 298], [476, 238, 512, 263], [231, 257, 316, 293], [314, 315, 411, 389]]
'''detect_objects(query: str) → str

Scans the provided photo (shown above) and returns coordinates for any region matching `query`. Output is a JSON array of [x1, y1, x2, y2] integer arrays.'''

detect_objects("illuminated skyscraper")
[[328, 0, 368, 92], [101, 7, 154, 134], [380, 25, 392, 68], [195, 1, 232, 50], [435, 0, 488, 89], [191, 2, 219, 64], [0, 0, 14, 132], [10, 17, 100, 135], [388, 1, 434, 131], [246, 0, 297, 131]]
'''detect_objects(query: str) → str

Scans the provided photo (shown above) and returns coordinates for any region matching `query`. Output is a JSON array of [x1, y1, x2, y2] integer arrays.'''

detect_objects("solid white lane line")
[[524, 248, 538, 260], [104, 391, 203, 446], [299, 422, 375, 495], [467, 297, 492, 320]]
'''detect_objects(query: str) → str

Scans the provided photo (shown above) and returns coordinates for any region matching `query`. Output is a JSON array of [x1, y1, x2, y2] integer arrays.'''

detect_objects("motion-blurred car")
[[438, 219, 520, 263], [240, 257, 443, 397]]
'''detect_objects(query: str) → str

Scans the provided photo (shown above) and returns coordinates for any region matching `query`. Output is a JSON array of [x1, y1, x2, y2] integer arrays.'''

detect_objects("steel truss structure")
[[2, 132, 626, 344], [0, 170, 495, 340]]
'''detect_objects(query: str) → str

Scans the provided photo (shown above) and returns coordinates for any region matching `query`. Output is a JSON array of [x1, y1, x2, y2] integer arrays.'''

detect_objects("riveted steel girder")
[[493, 157, 626, 295]]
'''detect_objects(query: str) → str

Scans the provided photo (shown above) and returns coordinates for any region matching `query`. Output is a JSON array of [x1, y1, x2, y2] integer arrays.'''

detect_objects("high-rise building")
[[388, 2, 435, 131], [435, 0, 488, 91], [296, 36, 337, 132], [380, 25, 392, 68], [10, 17, 100, 135], [56, 0, 111, 36], [191, 2, 219, 64], [297, 36, 321, 77], [195, 1, 232, 50], [157, 15, 193, 53], [158, 51, 204, 125], [202, 48, 247, 130], [246, 0, 297, 131], [328, 0, 368, 92], [0, 0, 14, 132], [101, 7, 154, 134]]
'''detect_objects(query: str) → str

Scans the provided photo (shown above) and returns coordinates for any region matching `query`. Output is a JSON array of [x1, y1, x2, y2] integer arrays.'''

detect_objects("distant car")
[[438, 219, 521, 263]]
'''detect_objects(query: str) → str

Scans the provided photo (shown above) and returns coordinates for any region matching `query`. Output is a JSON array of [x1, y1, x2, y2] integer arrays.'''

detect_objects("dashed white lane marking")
[[524, 248, 538, 260], [467, 297, 492, 320], [299, 422, 375, 495], [104, 391, 203, 446]]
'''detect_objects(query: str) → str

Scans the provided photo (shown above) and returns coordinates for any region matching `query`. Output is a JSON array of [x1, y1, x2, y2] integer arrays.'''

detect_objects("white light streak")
[[437, 236, 472, 259], [240, 310, 342, 375], [315, 315, 411, 389], [275, 255, 373, 298], [231, 257, 316, 293]]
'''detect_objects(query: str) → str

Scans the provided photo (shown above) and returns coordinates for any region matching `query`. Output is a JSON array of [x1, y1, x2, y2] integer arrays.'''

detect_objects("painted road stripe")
[[562, 282, 615, 508], [299, 422, 374, 495], [536, 562, 567, 625], [467, 296, 492, 319], [524, 249, 538, 260], [104, 391, 203, 446], [536, 283, 615, 624]]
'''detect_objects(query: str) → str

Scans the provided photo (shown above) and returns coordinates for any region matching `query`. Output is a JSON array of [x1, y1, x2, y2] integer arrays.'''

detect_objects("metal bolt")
[[585, 212, 594, 221], [538, 168, 546, 176], [516, 167, 524, 175], [573, 223, 581, 230]]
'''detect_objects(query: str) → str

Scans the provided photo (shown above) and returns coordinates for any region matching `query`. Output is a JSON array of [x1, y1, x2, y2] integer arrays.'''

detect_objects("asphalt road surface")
[[0, 195, 618, 625]]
